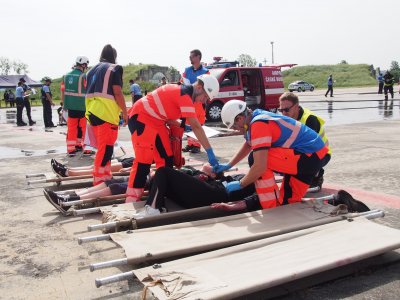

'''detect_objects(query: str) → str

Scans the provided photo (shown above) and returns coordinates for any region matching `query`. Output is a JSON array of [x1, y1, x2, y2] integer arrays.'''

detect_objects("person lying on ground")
[[133, 164, 255, 218], [46, 164, 255, 216], [51, 157, 134, 177]]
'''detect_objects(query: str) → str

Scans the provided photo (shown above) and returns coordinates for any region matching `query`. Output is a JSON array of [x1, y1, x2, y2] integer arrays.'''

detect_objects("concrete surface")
[[0, 87, 399, 299]]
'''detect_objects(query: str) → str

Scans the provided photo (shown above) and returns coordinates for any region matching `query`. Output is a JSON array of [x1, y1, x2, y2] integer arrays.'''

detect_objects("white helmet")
[[221, 100, 247, 128], [76, 56, 89, 65], [197, 74, 219, 100]]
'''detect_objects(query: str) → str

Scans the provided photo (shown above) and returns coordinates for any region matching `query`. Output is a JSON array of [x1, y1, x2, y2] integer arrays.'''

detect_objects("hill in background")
[[282, 63, 377, 89]]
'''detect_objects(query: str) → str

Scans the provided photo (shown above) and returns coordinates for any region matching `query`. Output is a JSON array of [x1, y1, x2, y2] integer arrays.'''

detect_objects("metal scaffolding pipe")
[[73, 207, 101, 216], [77, 233, 111, 245], [90, 258, 128, 272], [95, 271, 135, 288]]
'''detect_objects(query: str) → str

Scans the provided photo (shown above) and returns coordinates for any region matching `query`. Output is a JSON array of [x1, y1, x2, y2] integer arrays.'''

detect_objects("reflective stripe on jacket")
[[246, 109, 325, 154], [85, 63, 121, 125], [63, 68, 86, 111]]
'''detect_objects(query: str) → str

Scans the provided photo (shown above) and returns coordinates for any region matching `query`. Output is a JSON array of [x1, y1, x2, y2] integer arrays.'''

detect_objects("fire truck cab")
[[205, 61, 289, 121]]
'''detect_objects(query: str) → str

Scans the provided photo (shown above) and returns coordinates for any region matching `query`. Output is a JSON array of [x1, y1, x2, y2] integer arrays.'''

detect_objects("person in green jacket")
[[61, 56, 89, 156]]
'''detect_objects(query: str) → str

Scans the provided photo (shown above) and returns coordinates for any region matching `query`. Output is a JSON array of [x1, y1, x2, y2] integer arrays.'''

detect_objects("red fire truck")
[[205, 60, 295, 121]]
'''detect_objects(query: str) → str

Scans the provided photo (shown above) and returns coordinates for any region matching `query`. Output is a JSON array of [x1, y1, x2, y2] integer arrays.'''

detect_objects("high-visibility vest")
[[299, 107, 331, 155], [63, 68, 86, 111], [246, 109, 325, 154], [85, 63, 121, 125]]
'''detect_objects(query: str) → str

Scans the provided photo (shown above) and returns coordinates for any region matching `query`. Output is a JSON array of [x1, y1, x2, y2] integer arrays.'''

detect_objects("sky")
[[1, 0, 399, 80]]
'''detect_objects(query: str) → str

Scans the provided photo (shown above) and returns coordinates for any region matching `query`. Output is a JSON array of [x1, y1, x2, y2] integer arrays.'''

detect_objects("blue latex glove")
[[205, 148, 219, 167], [225, 181, 241, 193], [184, 125, 192, 132], [213, 163, 232, 173]]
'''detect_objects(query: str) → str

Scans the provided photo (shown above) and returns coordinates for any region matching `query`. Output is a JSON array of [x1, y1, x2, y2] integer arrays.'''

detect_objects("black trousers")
[[384, 86, 394, 99], [146, 167, 228, 210], [16, 98, 25, 124], [378, 82, 384, 94], [42, 100, 54, 127], [325, 86, 333, 97]]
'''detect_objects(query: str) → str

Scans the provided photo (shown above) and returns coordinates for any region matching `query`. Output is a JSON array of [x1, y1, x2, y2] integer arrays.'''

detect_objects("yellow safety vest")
[[85, 63, 121, 125], [299, 107, 331, 155]]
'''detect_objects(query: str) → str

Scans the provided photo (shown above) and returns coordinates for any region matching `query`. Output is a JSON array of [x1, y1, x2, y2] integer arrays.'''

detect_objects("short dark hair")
[[100, 44, 117, 64], [279, 92, 299, 105], [190, 49, 202, 60], [129, 79, 134, 84]]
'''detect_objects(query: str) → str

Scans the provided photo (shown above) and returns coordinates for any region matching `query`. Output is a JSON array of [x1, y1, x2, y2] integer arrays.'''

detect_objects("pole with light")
[[270, 41, 274, 64]]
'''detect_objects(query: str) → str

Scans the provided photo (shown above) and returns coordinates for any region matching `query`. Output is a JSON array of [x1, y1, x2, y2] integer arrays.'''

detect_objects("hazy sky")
[[1, 0, 398, 80]]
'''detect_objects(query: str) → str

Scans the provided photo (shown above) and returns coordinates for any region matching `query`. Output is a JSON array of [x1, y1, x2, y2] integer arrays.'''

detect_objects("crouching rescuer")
[[126, 74, 221, 203], [212, 100, 331, 211], [85, 44, 128, 186]]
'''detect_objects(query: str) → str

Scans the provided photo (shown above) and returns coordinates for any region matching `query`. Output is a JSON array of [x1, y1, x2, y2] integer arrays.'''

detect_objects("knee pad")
[[165, 156, 174, 168], [134, 163, 152, 187], [128, 114, 145, 136], [101, 145, 114, 166]]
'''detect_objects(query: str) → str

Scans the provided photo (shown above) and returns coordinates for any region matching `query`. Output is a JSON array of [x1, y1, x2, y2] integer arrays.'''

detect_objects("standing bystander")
[[181, 49, 210, 153], [41, 77, 56, 128], [18, 77, 36, 125], [377, 73, 384, 94], [325, 74, 334, 97], [129, 79, 142, 104]]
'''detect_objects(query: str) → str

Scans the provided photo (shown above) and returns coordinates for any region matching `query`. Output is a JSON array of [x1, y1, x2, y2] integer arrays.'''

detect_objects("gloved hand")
[[205, 148, 219, 167], [213, 163, 232, 173], [184, 125, 192, 132], [225, 181, 241, 193]]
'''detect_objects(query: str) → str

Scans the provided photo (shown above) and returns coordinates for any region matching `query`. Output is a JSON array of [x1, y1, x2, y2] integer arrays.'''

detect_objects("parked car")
[[288, 81, 315, 92]]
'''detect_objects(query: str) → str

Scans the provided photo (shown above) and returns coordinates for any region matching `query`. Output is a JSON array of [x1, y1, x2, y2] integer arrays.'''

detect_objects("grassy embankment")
[[1, 63, 377, 107], [282, 64, 377, 89]]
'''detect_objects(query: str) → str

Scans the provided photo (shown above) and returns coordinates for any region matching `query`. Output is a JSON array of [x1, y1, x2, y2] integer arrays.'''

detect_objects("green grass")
[[282, 64, 377, 89], [1, 63, 378, 106]]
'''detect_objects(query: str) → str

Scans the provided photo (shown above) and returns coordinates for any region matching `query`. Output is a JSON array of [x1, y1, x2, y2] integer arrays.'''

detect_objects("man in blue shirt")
[[377, 73, 384, 94], [324, 74, 334, 97], [15, 82, 27, 126], [17, 77, 36, 125], [129, 79, 142, 104], [181, 49, 211, 153], [41, 77, 56, 128]]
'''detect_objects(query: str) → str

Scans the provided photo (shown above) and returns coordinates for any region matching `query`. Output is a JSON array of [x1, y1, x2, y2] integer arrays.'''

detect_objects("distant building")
[[138, 66, 181, 83]]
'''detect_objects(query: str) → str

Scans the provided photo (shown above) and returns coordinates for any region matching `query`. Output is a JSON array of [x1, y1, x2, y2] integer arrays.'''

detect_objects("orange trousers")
[[254, 147, 329, 209], [66, 117, 86, 153], [126, 115, 173, 202], [91, 122, 118, 186]]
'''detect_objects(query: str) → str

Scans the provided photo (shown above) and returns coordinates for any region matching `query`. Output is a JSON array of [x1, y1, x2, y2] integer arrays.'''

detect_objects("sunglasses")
[[277, 104, 295, 113]]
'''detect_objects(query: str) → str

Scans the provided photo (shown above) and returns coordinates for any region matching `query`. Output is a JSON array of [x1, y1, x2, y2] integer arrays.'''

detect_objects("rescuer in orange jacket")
[[125, 74, 220, 203], [85, 44, 128, 186], [212, 100, 331, 211]]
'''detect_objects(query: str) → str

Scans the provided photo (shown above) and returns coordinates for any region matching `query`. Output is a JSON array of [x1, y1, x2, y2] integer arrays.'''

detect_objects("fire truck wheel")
[[206, 102, 223, 122]]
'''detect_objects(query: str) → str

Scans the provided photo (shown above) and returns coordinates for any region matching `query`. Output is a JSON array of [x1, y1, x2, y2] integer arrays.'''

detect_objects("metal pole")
[[61, 194, 127, 207], [271, 41, 274, 64], [88, 219, 132, 232], [73, 207, 101, 216], [77, 233, 111, 245], [90, 258, 128, 272], [95, 271, 135, 288]]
